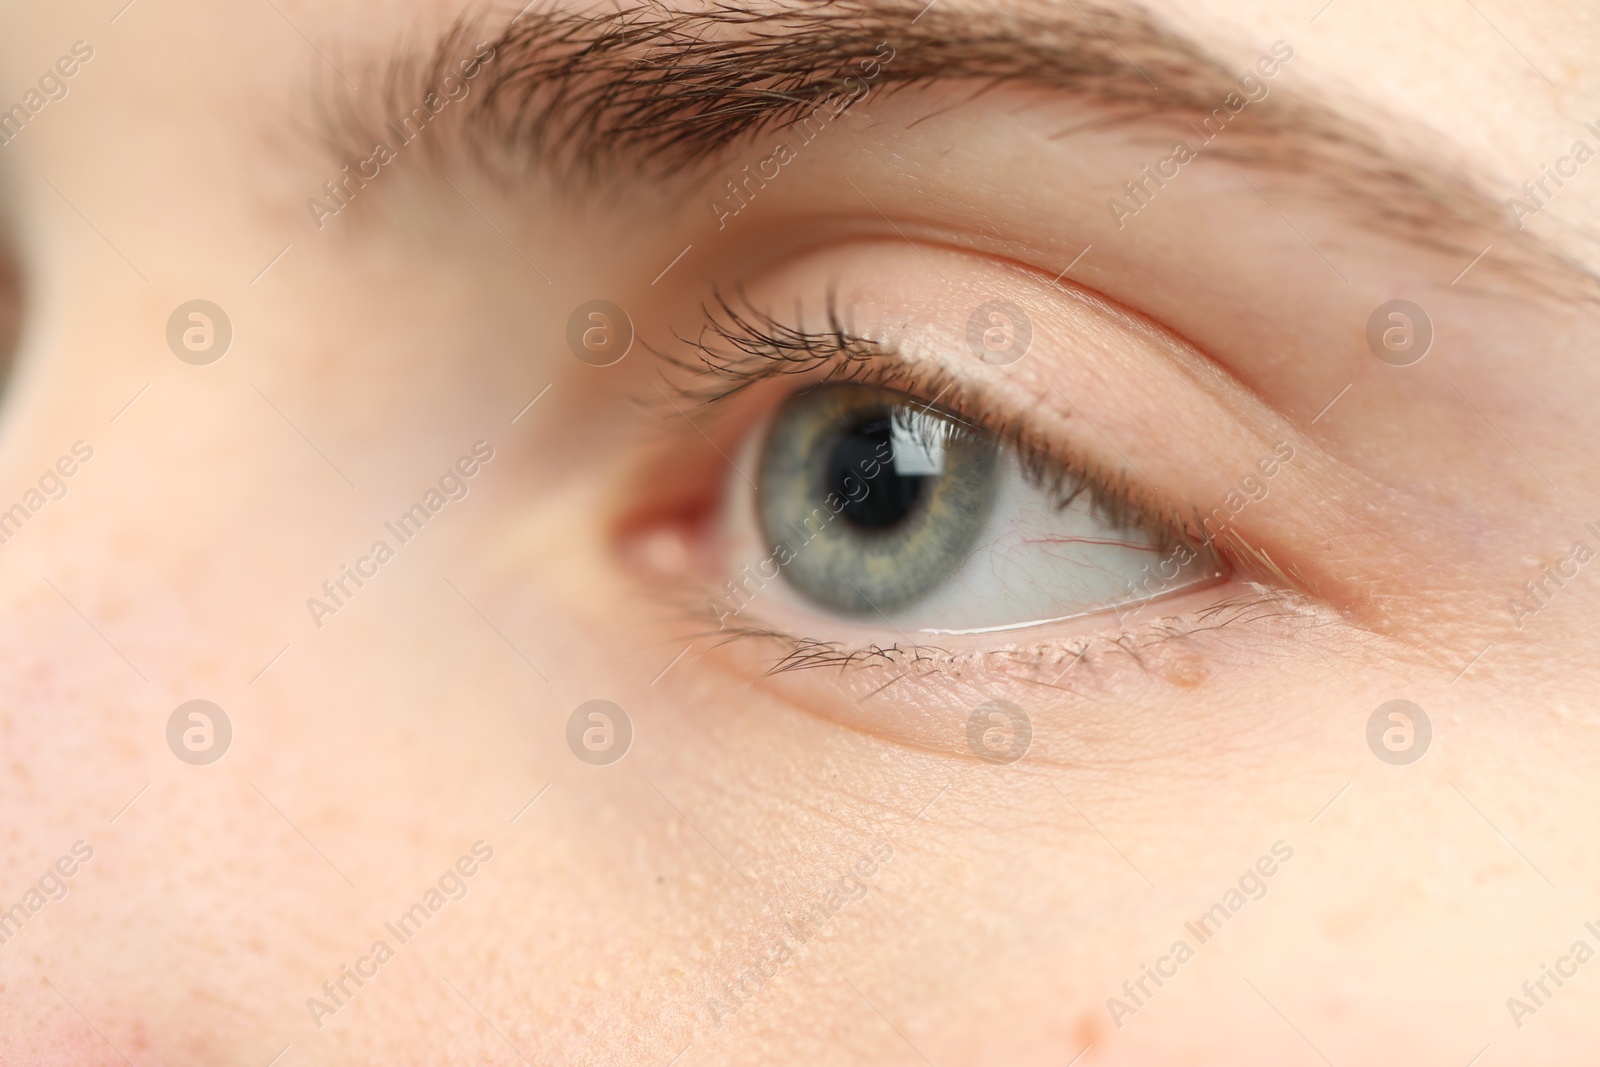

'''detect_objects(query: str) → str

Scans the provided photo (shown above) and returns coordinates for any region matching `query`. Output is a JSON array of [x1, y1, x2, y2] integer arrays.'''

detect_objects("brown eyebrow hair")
[[321, 0, 1595, 301]]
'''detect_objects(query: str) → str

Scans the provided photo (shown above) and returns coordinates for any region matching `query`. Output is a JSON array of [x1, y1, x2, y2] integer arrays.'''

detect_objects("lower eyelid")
[[687, 584, 1328, 763]]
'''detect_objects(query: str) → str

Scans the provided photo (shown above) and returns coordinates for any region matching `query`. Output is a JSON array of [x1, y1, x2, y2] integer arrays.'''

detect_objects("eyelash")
[[741, 591, 1297, 678], [664, 288, 1193, 538], [646, 287, 1274, 675]]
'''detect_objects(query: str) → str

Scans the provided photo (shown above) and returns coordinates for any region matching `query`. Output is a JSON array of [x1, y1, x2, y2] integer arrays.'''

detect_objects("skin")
[[1, 0, 1599, 1064]]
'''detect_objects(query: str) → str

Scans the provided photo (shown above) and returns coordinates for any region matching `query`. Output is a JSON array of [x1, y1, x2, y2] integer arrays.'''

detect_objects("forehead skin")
[[0, 1, 1598, 1067]]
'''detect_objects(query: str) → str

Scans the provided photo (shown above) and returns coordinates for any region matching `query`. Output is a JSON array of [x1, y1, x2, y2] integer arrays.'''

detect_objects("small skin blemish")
[[1160, 650, 1208, 690], [1074, 1007, 1103, 1055]]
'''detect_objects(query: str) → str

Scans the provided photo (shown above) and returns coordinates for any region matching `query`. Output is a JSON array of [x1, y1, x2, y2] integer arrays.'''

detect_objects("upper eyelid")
[[653, 287, 1119, 499], [649, 289, 1316, 604]]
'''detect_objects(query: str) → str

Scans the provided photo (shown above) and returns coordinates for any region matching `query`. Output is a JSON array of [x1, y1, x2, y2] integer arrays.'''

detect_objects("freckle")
[[1161, 652, 1208, 689], [1074, 1008, 1103, 1052]]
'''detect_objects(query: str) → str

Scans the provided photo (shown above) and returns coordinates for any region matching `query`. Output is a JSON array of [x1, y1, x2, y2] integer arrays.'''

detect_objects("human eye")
[[716, 340, 1222, 640], [622, 239, 1308, 707]]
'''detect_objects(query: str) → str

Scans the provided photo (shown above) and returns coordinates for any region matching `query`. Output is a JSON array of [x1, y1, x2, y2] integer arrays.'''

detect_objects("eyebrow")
[[325, 0, 1594, 299]]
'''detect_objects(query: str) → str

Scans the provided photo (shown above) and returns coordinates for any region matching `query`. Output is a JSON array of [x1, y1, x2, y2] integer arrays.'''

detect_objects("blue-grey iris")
[[757, 383, 998, 616]]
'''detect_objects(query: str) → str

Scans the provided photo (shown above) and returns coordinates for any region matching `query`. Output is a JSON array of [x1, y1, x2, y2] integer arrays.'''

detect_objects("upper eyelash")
[[654, 286, 1191, 550], [653, 285, 876, 404]]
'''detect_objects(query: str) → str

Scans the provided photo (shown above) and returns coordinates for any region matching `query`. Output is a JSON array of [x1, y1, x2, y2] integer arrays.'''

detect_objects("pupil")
[[827, 415, 926, 531]]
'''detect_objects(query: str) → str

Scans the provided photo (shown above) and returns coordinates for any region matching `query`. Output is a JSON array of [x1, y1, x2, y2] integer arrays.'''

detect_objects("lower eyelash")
[[688, 586, 1304, 685]]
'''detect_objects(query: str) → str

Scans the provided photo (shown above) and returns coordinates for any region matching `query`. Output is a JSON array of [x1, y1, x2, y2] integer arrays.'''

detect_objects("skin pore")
[[1, 0, 1599, 1064]]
